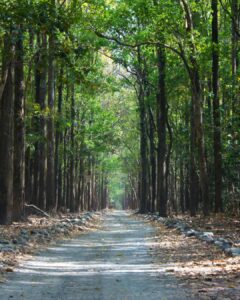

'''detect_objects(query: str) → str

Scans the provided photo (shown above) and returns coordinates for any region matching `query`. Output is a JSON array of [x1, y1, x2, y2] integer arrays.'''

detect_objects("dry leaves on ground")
[[148, 220, 240, 300]]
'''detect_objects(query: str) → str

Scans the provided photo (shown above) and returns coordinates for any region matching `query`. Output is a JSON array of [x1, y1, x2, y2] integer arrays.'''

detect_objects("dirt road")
[[0, 211, 193, 300]]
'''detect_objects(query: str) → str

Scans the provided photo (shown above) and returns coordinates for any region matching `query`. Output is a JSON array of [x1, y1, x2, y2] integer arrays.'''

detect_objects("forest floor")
[[176, 214, 240, 249], [142, 213, 240, 300], [0, 211, 239, 299]]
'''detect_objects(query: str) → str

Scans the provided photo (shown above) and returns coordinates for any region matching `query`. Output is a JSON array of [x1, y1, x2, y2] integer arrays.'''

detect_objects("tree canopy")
[[0, 0, 239, 223]]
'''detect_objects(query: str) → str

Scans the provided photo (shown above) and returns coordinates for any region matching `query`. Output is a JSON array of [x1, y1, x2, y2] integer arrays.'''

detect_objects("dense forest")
[[0, 0, 239, 224]]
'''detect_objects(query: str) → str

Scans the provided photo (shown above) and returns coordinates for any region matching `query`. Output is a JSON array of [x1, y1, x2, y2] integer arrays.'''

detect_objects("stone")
[[0, 239, 10, 245], [64, 219, 72, 223], [38, 229, 49, 237], [203, 232, 214, 237], [20, 229, 28, 235], [226, 247, 240, 257], [165, 220, 177, 228], [214, 240, 224, 247], [0, 246, 15, 253], [16, 238, 28, 246], [215, 238, 232, 250], [30, 229, 37, 235], [200, 232, 215, 242], [78, 220, 86, 225], [185, 229, 198, 237], [72, 218, 80, 224], [60, 222, 68, 227]]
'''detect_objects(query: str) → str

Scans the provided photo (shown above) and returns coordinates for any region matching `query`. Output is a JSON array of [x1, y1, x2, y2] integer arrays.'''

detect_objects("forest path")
[[0, 211, 193, 300]]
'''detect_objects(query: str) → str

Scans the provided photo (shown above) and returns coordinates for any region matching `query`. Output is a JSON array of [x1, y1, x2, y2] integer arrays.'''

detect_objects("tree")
[[0, 34, 14, 224], [13, 25, 25, 220], [212, 0, 222, 212]]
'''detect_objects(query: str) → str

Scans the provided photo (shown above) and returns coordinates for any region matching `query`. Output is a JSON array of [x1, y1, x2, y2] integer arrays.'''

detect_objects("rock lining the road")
[[143, 214, 240, 257], [0, 212, 101, 270]]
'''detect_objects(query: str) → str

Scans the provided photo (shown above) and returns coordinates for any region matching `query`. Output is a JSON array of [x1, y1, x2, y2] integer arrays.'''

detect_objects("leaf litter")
[[145, 217, 240, 300]]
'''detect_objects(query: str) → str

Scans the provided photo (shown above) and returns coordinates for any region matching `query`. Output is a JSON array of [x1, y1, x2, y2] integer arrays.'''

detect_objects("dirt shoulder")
[[141, 215, 240, 300], [176, 214, 240, 248], [0, 211, 103, 280]]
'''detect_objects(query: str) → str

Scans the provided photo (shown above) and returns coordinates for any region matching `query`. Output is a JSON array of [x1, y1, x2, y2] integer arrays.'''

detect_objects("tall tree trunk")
[[189, 98, 198, 216], [180, 160, 185, 213], [148, 106, 156, 212], [13, 26, 25, 220], [35, 33, 47, 210], [79, 148, 85, 211], [180, 0, 210, 215], [0, 35, 14, 224], [156, 43, 167, 217], [138, 85, 148, 213], [69, 85, 75, 212], [56, 66, 63, 210], [166, 105, 173, 210], [46, 33, 56, 211], [212, 0, 222, 212], [191, 67, 209, 215], [137, 47, 148, 213], [184, 103, 190, 211], [87, 154, 91, 211], [62, 130, 68, 209], [91, 158, 96, 210], [231, 0, 239, 112], [25, 147, 32, 204]]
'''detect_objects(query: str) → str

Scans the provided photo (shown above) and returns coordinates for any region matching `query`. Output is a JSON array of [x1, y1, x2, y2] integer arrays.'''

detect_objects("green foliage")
[[1, 0, 239, 213]]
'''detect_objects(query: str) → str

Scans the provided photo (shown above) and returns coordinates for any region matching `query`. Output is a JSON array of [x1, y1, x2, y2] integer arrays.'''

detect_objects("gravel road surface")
[[0, 211, 194, 300]]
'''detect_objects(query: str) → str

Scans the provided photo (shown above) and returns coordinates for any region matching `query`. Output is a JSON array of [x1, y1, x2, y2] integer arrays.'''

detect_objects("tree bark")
[[190, 98, 199, 216], [156, 43, 167, 217], [212, 0, 223, 212], [231, 0, 239, 110], [166, 105, 173, 211], [148, 106, 156, 212], [137, 47, 148, 214], [180, 0, 210, 215], [0, 35, 14, 224], [69, 85, 75, 212], [35, 33, 47, 210], [13, 26, 25, 220], [56, 66, 63, 210], [46, 33, 56, 211]]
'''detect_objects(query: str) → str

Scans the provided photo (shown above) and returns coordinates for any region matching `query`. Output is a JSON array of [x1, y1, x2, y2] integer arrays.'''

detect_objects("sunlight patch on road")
[[17, 261, 174, 276]]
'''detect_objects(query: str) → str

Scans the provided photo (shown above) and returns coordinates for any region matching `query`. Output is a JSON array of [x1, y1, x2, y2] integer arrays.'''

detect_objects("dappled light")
[[0, 0, 240, 299], [0, 212, 189, 300]]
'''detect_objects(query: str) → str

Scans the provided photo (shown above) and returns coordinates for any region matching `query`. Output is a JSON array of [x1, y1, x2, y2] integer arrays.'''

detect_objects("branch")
[[95, 31, 137, 48], [180, 0, 193, 32], [219, 0, 240, 38], [95, 30, 192, 84], [24, 203, 50, 218], [177, 41, 191, 76], [117, 72, 138, 95], [95, 30, 185, 59], [98, 49, 138, 77]]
